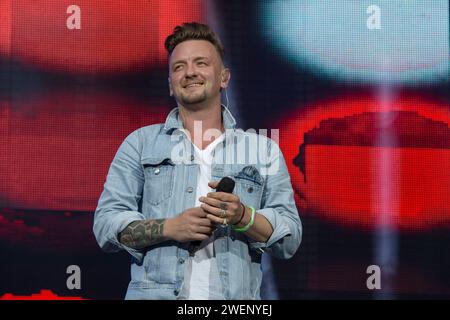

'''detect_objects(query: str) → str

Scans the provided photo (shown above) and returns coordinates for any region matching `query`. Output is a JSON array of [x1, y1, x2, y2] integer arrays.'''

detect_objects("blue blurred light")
[[260, 0, 449, 84]]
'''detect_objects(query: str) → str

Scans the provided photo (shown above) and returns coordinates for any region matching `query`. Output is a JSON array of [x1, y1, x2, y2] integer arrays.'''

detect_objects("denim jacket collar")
[[163, 105, 237, 132]]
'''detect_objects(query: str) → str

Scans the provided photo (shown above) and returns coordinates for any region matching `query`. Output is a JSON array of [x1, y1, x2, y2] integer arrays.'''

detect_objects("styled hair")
[[164, 22, 225, 61]]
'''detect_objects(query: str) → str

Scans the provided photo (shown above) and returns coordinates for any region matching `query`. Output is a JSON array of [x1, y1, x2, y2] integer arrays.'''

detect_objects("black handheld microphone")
[[215, 176, 235, 193], [190, 176, 236, 250]]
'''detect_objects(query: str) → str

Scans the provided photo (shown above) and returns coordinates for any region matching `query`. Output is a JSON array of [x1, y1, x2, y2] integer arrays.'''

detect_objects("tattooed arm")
[[118, 219, 166, 250], [118, 207, 214, 249]]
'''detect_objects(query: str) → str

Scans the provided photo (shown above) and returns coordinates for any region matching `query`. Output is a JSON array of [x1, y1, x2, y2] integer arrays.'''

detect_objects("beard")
[[178, 88, 208, 105]]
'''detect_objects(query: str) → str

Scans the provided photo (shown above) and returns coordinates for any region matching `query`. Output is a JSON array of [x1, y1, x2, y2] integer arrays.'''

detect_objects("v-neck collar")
[[192, 133, 225, 154]]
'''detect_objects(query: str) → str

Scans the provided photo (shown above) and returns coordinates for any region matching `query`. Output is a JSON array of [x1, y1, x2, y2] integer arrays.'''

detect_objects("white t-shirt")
[[179, 134, 225, 300]]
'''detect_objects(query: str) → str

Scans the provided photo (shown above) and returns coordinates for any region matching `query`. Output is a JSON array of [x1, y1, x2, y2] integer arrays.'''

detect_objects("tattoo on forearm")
[[119, 219, 165, 249]]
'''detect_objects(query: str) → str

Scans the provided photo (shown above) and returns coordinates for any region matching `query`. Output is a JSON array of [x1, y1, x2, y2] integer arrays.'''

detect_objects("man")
[[93, 22, 302, 300]]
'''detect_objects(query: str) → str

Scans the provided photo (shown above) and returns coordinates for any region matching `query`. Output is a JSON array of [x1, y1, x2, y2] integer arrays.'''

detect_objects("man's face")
[[168, 40, 225, 107]]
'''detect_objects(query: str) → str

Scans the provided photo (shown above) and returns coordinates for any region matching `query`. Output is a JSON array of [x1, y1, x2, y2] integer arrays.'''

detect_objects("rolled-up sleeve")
[[93, 129, 146, 264], [249, 139, 302, 259]]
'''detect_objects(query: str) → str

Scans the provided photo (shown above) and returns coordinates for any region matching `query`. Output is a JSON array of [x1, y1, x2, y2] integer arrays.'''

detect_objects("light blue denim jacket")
[[93, 106, 302, 300]]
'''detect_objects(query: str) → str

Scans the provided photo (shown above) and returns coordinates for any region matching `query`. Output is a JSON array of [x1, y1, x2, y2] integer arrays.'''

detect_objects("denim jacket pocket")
[[143, 246, 177, 284], [233, 165, 264, 210], [143, 247, 161, 283], [141, 157, 175, 206]]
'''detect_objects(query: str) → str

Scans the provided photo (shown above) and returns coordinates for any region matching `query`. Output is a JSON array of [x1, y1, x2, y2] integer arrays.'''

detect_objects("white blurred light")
[[261, 0, 449, 84]]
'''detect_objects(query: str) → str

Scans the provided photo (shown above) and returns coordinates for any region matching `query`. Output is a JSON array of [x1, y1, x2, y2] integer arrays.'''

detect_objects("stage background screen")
[[0, 0, 449, 299]]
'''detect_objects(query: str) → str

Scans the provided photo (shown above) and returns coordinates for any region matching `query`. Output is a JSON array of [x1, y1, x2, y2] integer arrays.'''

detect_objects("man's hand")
[[199, 180, 245, 226], [164, 207, 214, 242]]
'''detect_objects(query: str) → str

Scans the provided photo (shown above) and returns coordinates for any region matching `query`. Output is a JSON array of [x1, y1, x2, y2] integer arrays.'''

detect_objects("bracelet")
[[232, 203, 246, 226], [232, 206, 255, 233]]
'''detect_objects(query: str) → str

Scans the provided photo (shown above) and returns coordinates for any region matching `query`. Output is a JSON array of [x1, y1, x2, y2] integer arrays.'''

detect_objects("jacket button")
[[190, 155, 195, 161], [178, 258, 185, 264], [247, 186, 254, 193], [154, 168, 160, 175], [186, 186, 194, 193], [174, 289, 179, 296]]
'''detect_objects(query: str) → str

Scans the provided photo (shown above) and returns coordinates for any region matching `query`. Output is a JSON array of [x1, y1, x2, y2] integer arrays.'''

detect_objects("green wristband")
[[232, 206, 255, 233]]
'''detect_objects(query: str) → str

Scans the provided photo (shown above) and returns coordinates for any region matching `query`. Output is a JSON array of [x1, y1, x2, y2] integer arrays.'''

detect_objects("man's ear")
[[220, 68, 231, 89], [168, 78, 173, 97]]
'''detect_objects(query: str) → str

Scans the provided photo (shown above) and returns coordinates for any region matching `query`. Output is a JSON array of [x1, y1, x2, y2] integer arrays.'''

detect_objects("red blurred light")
[[0, 0, 11, 56], [0, 0, 204, 73], [0, 290, 85, 300], [0, 92, 168, 211], [277, 93, 450, 231]]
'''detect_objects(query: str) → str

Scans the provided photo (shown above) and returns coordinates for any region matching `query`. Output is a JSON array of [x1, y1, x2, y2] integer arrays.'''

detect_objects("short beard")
[[179, 91, 207, 106]]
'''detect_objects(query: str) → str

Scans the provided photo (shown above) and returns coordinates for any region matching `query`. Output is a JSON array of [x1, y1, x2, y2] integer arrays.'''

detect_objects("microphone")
[[190, 176, 236, 251], [215, 176, 235, 194]]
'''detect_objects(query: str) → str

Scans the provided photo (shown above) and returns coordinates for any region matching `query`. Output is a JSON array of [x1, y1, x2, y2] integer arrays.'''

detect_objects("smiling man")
[[169, 39, 224, 109], [93, 22, 302, 300]]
